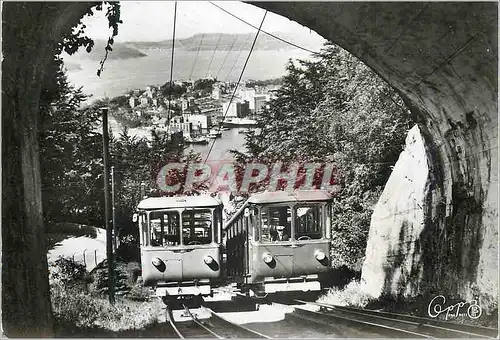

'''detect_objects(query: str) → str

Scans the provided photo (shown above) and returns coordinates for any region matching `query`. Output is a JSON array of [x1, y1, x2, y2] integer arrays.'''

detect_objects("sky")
[[80, 1, 325, 42]]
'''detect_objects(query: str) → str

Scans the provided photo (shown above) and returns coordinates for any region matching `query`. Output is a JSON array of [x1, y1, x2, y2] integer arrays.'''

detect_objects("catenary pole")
[[101, 107, 115, 304], [111, 165, 117, 253]]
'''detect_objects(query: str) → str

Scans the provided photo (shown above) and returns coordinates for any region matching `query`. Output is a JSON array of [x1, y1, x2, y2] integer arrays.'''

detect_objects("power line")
[[189, 33, 205, 80], [204, 10, 268, 164], [167, 1, 178, 118], [216, 35, 239, 79], [205, 33, 223, 78], [209, 1, 319, 55], [224, 34, 252, 82]]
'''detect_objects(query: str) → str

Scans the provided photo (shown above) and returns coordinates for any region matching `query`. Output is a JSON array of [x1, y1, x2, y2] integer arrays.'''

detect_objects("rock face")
[[361, 125, 428, 298], [361, 123, 498, 312]]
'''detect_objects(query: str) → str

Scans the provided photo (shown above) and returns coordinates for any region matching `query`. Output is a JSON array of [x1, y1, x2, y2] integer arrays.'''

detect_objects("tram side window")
[[250, 206, 259, 241], [260, 206, 292, 242], [182, 209, 212, 245], [213, 209, 221, 243], [294, 204, 323, 240], [149, 211, 180, 246], [140, 213, 148, 246]]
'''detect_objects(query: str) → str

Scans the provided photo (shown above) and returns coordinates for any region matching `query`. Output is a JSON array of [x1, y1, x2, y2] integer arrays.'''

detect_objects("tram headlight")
[[152, 257, 166, 272], [315, 250, 326, 261], [204, 255, 214, 265], [262, 252, 273, 264]]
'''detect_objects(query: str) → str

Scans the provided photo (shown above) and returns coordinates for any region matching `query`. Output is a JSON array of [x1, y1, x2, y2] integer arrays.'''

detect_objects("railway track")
[[166, 303, 272, 339], [167, 295, 498, 338], [285, 299, 498, 338]]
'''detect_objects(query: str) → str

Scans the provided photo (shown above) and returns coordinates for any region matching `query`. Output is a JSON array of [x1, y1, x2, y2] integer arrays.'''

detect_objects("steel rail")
[[181, 304, 224, 339], [165, 306, 185, 339], [202, 306, 273, 339], [290, 303, 432, 338], [295, 299, 497, 338]]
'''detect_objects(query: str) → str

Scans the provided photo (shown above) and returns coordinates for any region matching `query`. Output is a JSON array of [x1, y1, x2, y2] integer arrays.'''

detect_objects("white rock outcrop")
[[361, 125, 428, 298]]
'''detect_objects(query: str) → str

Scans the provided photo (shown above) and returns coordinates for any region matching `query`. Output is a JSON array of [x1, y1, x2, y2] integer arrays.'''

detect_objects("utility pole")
[[111, 166, 117, 253], [140, 182, 146, 199], [101, 107, 115, 305]]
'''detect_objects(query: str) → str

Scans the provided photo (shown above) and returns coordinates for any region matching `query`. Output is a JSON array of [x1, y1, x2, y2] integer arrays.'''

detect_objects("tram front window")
[[149, 211, 180, 246], [182, 209, 212, 245], [294, 204, 323, 240], [260, 206, 292, 242]]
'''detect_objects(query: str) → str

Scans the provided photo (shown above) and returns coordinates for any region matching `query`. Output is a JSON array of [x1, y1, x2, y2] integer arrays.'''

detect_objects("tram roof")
[[137, 195, 222, 210], [248, 190, 332, 204]]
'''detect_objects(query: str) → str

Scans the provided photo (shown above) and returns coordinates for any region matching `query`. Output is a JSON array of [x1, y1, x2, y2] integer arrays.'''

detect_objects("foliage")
[[111, 109, 151, 128], [49, 256, 92, 290], [48, 256, 160, 334], [90, 264, 126, 296], [233, 43, 413, 272], [39, 61, 105, 227], [51, 291, 162, 333], [108, 127, 198, 238], [57, 2, 123, 77], [39, 1, 124, 227], [88, 257, 153, 302], [318, 280, 373, 307], [193, 78, 217, 96], [40, 59, 191, 234], [160, 81, 187, 98], [109, 95, 130, 107]]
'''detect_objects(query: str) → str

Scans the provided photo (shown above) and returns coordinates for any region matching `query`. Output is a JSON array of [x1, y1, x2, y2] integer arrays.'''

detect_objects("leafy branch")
[[97, 2, 123, 77], [56, 2, 122, 77]]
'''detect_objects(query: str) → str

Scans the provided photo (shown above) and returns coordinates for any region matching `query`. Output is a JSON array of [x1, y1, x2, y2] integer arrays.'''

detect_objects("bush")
[[126, 283, 154, 302], [318, 280, 373, 307], [89, 262, 131, 296], [49, 256, 162, 334], [89, 260, 144, 298], [52, 291, 163, 332], [49, 256, 91, 292]]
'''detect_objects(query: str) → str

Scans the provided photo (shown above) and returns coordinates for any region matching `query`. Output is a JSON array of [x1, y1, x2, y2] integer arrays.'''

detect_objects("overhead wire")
[[216, 35, 239, 80], [224, 34, 252, 82], [167, 1, 178, 118], [209, 1, 319, 55], [204, 10, 268, 164], [205, 33, 223, 78], [189, 33, 205, 80]]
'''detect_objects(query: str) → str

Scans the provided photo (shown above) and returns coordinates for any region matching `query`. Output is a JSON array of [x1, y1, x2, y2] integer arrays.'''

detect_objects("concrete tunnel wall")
[[2, 4, 498, 334], [252, 2, 498, 308]]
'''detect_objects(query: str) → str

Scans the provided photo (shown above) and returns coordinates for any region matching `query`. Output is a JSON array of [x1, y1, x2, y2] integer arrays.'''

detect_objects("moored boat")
[[222, 117, 258, 127], [208, 129, 222, 139], [184, 135, 209, 145]]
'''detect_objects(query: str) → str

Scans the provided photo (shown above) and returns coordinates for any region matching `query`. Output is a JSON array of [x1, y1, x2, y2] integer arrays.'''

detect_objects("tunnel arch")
[[2, 2, 497, 336]]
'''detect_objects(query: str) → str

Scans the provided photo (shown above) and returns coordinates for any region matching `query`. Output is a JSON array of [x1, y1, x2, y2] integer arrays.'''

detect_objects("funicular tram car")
[[224, 190, 332, 297], [135, 195, 224, 305]]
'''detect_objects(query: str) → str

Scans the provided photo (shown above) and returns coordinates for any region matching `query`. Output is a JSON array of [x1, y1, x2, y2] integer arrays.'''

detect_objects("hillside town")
[[108, 77, 280, 144]]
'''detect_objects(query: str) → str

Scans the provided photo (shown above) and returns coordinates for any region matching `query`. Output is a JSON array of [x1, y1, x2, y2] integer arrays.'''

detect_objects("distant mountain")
[[124, 32, 325, 52], [74, 40, 147, 61]]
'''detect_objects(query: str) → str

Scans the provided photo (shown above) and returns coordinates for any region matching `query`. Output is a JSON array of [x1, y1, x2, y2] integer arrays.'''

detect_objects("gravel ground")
[[209, 301, 341, 338]]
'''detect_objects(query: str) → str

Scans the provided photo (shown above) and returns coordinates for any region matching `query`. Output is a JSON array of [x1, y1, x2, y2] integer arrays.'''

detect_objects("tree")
[[234, 43, 413, 272], [193, 78, 217, 96], [160, 81, 187, 98], [40, 64, 105, 228]]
